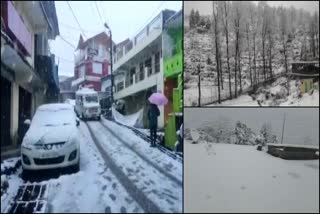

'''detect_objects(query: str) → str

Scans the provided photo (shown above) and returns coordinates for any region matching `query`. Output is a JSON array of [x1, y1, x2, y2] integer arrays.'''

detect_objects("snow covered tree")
[[260, 122, 273, 146], [234, 121, 256, 145], [195, 10, 200, 26], [185, 128, 192, 140], [189, 9, 195, 28], [279, 6, 289, 74]]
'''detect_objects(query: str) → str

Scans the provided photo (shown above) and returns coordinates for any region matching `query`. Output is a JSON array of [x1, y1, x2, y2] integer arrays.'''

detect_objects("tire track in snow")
[[98, 121, 182, 186], [84, 122, 163, 213]]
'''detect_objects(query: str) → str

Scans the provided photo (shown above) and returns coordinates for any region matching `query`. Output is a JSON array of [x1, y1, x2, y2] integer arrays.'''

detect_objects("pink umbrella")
[[148, 92, 168, 106]]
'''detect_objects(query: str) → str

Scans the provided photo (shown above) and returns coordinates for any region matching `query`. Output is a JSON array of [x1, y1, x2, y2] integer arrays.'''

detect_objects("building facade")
[[71, 32, 113, 91], [109, 9, 176, 128], [1, 0, 59, 155]]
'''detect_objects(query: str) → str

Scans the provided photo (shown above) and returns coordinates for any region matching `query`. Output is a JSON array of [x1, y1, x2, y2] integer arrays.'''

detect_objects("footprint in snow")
[[109, 193, 116, 201], [102, 185, 107, 191], [288, 172, 300, 179], [105, 206, 111, 213], [120, 207, 127, 213]]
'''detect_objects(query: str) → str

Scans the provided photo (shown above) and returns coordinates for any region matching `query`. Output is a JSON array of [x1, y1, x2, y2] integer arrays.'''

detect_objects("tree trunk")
[[246, 24, 252, 86], [283, 35, 288, 74], [224, 2, 232, 99], [198, 64, 201, 106], [239, 46, 242, 93], [253, 35, 257, 88], [234, 35, 238, 98], [262, 39, 266, 81], [226, 30, 231, 98]]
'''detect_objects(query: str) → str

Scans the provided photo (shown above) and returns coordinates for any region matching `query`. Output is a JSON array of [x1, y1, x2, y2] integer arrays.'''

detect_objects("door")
[[1, 75, 12, 147], [18, 87, 31, 144]]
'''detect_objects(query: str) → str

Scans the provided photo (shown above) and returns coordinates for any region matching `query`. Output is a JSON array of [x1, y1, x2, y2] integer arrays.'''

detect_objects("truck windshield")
[[85, 95, 98, 103]]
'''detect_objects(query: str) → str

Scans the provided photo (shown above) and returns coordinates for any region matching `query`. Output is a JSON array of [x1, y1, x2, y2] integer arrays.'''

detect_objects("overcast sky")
[[185, 108, 319, 146], [50, 1, 182, 77], [184, 1, 320, 16]]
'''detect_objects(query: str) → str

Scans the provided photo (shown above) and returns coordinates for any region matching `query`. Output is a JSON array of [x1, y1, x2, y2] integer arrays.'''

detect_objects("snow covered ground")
[[209, 78, 319, 106], [184, 141, 319, 213], [1, 119, 182, 213]]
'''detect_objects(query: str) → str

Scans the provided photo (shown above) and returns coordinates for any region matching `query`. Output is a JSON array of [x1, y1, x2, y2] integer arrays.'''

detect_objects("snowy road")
[[1, 119, 182, 213], [86, 120, 182, 213]]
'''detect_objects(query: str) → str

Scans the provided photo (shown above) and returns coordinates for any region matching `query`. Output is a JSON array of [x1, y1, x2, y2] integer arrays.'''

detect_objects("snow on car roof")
[[38, 103, 73, 111], [75, 88, 97, 95]]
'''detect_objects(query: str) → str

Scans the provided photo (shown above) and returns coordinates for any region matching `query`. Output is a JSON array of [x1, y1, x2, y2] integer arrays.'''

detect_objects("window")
[[117, 82, 124, 92], [136, 28, 147, 44], [92, 62, 102, 74], [79, 66, 85, 78], [130, 67, 135, 84], [85, 95, 98, 103], [149, 15, 161, 34], [155, 52, 160, 73], [145, 58, 152, 76], [139, 63, 144, 82]]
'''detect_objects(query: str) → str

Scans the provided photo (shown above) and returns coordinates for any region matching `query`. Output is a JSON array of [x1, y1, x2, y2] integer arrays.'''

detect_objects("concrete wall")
[[10, 82, 19, 146]]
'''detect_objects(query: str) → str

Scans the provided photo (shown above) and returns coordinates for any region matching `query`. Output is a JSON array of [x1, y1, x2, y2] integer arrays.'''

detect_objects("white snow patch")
[[185, 142, 319, 213]]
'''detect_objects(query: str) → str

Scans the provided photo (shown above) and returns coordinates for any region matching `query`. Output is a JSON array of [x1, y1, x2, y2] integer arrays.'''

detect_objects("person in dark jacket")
[[147, 103, 160, 147]]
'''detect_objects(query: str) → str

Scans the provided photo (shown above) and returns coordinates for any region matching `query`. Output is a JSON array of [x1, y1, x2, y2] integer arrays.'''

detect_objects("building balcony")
[[114, 70, 161, 100], [113, 13, 163, 71]]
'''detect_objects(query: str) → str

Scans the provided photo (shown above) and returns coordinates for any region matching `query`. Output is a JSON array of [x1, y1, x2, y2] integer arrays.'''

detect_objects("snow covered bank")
[[209, 77, 319, 106], [112, 106, 144, 127], [184, 142, 319, 213]]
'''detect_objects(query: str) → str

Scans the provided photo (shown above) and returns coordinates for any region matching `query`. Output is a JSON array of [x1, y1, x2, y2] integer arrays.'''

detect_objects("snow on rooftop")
[[267, 143, 319, 150], [76, 87, 97, 95]]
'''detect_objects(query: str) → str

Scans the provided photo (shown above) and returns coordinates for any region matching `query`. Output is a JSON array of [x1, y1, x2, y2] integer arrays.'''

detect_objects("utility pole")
[[280, 113, 286, 144], [104, 23, 113, 104]]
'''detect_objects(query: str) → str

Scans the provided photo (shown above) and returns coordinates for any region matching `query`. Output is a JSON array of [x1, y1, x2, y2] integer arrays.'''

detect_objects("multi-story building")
[[1, 1, 59, 157], [59, 76, 76, 102], [110, 9, 176, 128], [71, 32, 114, 91]]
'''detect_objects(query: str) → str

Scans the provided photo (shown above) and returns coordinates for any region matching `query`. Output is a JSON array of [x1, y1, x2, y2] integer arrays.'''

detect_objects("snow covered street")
[[184, 142, 319, 213], [1, 119, 182, 213]]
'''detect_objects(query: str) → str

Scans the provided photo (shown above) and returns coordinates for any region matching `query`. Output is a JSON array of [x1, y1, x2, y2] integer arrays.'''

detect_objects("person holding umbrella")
[[147, 103, 160, 147], [148, 91, 168, 147]]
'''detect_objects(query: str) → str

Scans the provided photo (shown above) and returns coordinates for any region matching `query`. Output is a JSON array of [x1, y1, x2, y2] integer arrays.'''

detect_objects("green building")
[[162, 10, 183, 150]]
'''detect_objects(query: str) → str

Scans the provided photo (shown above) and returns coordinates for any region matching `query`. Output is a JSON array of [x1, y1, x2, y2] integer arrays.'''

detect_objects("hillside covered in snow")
[[184, 1, 319, 106]]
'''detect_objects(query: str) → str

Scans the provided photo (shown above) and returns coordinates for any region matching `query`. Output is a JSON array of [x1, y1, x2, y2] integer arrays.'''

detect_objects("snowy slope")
[[185, 142, 319, 213]]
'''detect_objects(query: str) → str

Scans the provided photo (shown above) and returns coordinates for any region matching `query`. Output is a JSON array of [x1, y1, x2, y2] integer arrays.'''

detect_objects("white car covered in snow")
[[21, 104, 80, 173]]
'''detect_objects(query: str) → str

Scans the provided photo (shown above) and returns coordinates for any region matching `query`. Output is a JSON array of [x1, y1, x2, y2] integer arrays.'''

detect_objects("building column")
[[157, 57, 164, 128], [10, 82, 19, 146], [151, 53, 156, 75]]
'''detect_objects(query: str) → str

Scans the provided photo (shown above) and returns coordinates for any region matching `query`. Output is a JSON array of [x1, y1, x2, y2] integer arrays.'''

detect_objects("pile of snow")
[[1, 157, 20, 173], [111, 106, 144, 127], [190, 129, 200, 141]]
